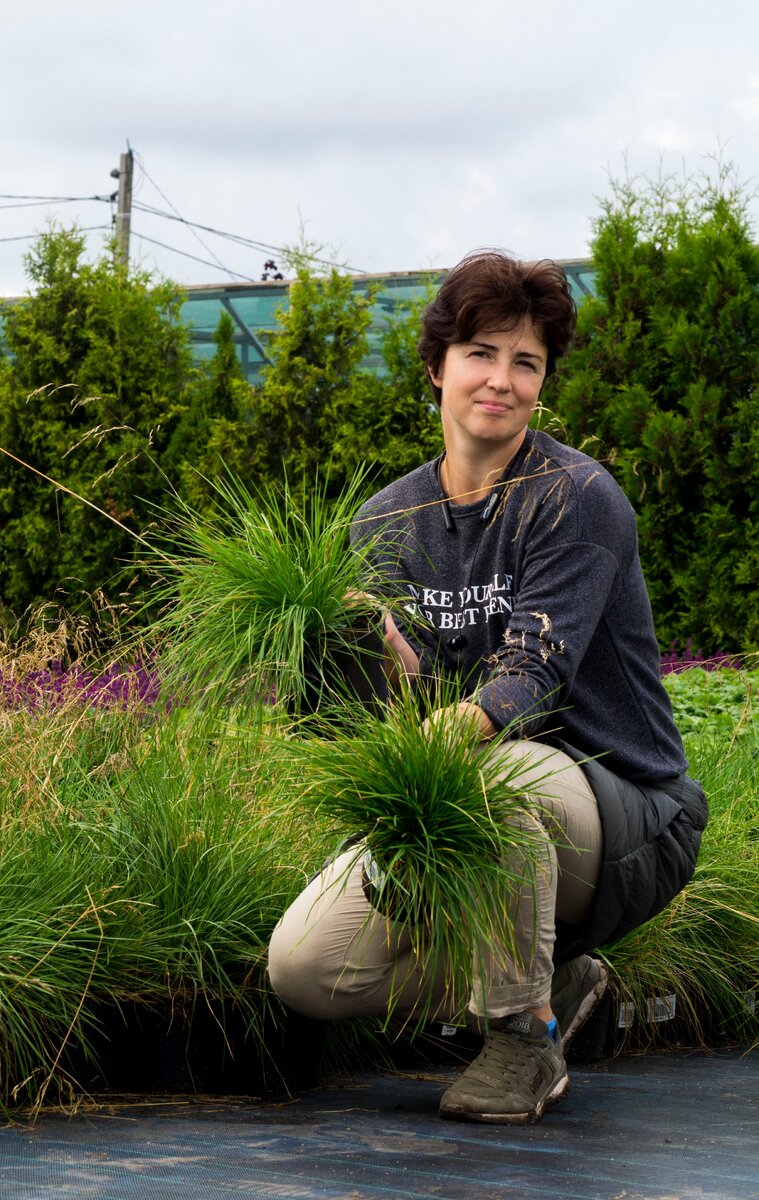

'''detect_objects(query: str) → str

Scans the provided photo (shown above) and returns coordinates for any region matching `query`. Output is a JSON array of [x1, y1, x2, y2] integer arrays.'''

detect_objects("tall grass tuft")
[[279, 683, 560, 1028], [604, 729, 759, 1050], [146, 469, 386, 719], [0, 699, 333, 1114]]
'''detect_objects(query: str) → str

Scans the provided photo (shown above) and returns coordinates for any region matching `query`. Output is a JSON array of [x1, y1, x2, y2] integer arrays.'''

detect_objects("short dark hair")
[[418, 250, 577, 405]]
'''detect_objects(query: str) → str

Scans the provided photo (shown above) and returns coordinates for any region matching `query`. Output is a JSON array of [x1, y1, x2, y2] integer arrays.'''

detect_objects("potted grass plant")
[[601, 725, 759, 1055], [0, 695, 334, 1115], [278, 680, 560, 1029], [148, 469, 388, 722]]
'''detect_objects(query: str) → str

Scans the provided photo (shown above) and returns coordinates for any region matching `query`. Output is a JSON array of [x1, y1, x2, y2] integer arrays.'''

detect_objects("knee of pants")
[[267, 918, 331, 1019]]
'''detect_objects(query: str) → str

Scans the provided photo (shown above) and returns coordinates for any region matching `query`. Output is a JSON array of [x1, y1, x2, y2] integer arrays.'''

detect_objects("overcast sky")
[[2, 0, 758, 296]]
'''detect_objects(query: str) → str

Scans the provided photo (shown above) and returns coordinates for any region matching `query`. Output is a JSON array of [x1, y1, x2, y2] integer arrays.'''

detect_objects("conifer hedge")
[[546, 166, 759, 653]]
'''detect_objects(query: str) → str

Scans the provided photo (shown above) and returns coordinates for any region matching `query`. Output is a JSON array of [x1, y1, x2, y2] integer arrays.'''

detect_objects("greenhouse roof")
[[180, 260, 596, 383], [0, 260, 595, 383]]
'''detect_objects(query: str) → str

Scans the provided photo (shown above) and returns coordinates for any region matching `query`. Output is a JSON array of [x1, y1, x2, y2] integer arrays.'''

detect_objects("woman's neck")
[[441, 436, 526, 505]]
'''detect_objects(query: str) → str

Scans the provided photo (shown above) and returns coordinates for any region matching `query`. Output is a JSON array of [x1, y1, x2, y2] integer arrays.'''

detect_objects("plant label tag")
[[743, 990, 756, 1015], [617, 1002, 635, 1029], [439, 1024, 460, 1038], [646, 994, 677, 1023]]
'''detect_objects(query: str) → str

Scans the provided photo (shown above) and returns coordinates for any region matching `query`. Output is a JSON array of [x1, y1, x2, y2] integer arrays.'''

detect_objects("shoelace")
[[461, 1033, 546, 1084]]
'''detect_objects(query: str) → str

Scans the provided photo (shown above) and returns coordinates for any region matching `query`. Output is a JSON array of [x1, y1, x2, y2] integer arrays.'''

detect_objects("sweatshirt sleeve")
[[473, 492, 627, 736]]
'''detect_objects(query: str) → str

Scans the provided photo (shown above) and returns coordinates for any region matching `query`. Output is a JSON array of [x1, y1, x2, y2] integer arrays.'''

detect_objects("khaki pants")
[[267, 740, 603, 1023]]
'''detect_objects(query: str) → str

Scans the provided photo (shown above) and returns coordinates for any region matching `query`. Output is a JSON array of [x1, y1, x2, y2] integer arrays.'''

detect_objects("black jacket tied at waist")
[[553, 742, 709, 962]]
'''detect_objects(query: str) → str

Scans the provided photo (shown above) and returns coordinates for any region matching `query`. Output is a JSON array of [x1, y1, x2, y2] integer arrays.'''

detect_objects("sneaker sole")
[[561, 961, 609, 1054], [439, 1072, 570, 1125]]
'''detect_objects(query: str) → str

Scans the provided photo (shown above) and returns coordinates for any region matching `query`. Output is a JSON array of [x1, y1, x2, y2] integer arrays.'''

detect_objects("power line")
[[0, 198, 109, 211], [0, 225, 111, 244], [130, 201, 366, 273], [131, 231, 258, 281], [0, 156, 369, 277], [133, 151, 236, 278], [0, 193, 112, 203]]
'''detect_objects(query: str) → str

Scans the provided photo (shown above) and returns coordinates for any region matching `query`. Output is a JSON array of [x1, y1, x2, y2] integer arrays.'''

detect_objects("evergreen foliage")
[[164, 310, 256, 514], [546, 165, 759, 653], [0, 232, 442, 623], [247, 246, 442, 499], [246, 246, 377, 494], [329, 288, 443, 488], [0, 227, 191, 616]]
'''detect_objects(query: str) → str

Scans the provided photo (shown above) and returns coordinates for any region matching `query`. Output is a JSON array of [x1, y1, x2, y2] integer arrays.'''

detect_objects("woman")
[[268, 250, 707, 1125]]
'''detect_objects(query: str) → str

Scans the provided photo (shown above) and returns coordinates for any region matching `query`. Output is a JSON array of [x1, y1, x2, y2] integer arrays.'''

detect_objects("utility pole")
[[110, 146, 134, 267]]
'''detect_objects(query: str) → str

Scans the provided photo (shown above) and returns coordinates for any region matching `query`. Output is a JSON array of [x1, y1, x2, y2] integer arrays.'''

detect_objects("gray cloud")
[[2, 0, 758, 294]]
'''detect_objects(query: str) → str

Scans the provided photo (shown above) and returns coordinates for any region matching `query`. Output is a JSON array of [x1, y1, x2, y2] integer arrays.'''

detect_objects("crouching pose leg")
[[268, 739, 607, 1124]]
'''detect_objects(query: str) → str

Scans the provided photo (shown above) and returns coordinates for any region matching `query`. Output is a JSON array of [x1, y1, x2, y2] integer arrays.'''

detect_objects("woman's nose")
[[487, 360, 512, 391]]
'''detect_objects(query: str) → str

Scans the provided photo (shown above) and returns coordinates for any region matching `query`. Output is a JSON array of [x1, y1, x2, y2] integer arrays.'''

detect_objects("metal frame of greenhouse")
[[179, 260, 596, 383], [0, 260, 596, 382]]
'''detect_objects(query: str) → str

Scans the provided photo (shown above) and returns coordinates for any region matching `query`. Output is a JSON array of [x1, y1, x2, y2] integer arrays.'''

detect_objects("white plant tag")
[[439, 1024, 460, 1038], [617, 1002, 635, 1028], [646, 994, 677, 1023], [743, 990, 756, 1015]]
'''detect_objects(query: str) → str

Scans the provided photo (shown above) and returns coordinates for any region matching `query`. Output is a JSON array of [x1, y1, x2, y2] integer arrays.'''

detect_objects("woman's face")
[[429, 319, 547, 459]]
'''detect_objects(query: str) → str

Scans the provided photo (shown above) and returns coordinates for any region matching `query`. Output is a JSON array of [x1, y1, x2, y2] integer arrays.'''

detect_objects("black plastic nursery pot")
[[33, 980, 757, 1108], [56, 996, 327, 1102], [393, 983, 757, 1072], [298, 619, 388, 722]]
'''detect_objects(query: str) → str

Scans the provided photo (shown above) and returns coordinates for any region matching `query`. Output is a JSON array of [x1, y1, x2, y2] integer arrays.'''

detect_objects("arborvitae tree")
[[328, 290, 443, 488], [165, 311, 256, 513], [0, 226, 192, 616], [546, 166, 759, 653], [248, 249, 441, 498], [246, 247, 377, 496]]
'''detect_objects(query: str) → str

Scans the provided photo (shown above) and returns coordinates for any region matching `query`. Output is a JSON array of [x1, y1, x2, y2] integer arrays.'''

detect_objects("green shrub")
[[604, 730, 758, 1050], [548, 164, 759, 653], [0, 227, 192, 616]]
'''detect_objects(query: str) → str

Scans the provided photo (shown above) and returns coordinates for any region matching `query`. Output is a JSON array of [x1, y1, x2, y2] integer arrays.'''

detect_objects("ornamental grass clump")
[[0, 821, 114, 1115], [280, 684, 559, 1027], [603, 728, 759, 1050], [0, 700, 333, 1114], [147, 469, 386, 720]]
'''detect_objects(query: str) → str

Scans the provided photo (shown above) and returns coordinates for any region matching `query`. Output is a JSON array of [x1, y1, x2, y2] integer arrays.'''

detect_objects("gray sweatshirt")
[[351, 428, 686, 783]]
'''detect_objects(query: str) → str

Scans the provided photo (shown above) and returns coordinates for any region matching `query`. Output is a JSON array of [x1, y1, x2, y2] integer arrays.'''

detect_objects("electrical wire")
[[131, 231, 257, 281], [0, 193, 112, 204], [0, 225, 111, 244], [131, 201, 367, 273], [0, 159, 369, 277], [133, 150, 236, 278], [0, 197, 111, 211]]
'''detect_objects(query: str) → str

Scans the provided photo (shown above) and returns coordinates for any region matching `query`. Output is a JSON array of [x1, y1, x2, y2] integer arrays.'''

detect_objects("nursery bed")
[[2, 1049, 757, 1200]]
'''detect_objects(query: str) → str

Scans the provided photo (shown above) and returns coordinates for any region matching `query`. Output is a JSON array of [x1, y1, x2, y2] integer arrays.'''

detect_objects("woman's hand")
[[384, 612, 420, 685], [423, 700, 498, 741], [344, 592, 420, 688]]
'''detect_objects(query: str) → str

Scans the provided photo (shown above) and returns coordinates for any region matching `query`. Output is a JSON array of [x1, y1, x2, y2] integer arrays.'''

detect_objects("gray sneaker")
[[551, 956, 609, 1053], [438, 1013, 569, 1124]]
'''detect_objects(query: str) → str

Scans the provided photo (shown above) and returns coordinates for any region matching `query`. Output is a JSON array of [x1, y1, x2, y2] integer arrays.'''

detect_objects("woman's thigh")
[[490, 740, 604, 926]]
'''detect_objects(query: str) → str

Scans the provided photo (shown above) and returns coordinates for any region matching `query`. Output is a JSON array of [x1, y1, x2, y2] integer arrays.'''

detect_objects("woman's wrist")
[[456, 701, 498, 740], [425, 701, 498, 741]]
